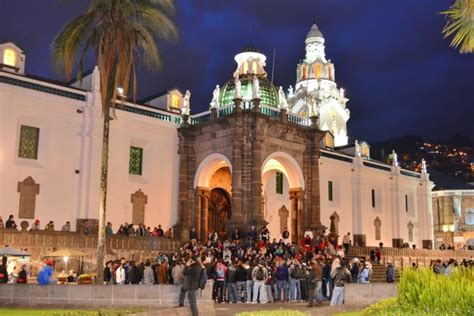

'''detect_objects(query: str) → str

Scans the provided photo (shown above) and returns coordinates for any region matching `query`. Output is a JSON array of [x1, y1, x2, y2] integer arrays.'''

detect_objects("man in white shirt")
[[342, 232, 351, 252], [115, 263, 126, 285]]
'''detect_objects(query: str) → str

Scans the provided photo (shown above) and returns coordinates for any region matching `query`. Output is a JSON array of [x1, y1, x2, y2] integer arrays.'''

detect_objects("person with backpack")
[[179, 255, 204, 316], [214, 258, 227, 303], [330, 260, 351, 306], [251, 260, 268, 304], [289, 260, 303, 302], [226, 261, 238, 303]]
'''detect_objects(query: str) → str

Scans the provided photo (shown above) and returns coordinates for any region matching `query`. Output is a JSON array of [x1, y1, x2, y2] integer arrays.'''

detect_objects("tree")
[[441, 0, 474, 53], [52, 0, 178, 281]]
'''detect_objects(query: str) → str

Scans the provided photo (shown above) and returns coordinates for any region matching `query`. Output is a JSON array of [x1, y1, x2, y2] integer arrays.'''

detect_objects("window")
[[171, 94, 180, 108], [405, 194, 409, 212], [3, 49, 16, 66], [328, 181, 333, 201], [466, 209, 474, 225], [129, 146, 143, 175], [18, 125, 39, 159], [371, 189, 376, 208], [275, 172, 283, 195]]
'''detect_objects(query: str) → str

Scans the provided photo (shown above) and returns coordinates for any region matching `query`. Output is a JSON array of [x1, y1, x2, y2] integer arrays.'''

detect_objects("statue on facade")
[[392, 150, 398, 166], [182, 90, 191, 116], [287, 85, 294, 97], [355, 140, 361, 157], [252, 75, 260, 99], [421, 158, 427, 173], [278, 86, 288, 110], [210, 85, 220, 108], [234, 73, 242, 99]]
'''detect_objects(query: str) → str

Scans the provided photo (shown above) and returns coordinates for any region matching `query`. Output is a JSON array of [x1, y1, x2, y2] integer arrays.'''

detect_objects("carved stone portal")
[[131, 189, 148, 224], [278, 205, 289, 233], [374, 216, 381, 241], [17, 176, 40, 219]]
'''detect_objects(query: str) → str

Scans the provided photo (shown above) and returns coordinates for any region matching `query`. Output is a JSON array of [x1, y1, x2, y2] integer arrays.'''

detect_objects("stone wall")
[[345, 283, 397, 305], [348, 246, 474, 270], [0, 284, 212, 307], [0, 229, 181, 274]]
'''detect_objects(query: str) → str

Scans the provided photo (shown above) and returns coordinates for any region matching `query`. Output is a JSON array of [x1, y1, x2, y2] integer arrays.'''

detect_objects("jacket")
[[143, 266, 155, 285], [276, 264, 289, 281], [183, 262, 203, 291], [128, 266, 141, 284], [172, 264, 184, 285], [116, 266, 126, 284]]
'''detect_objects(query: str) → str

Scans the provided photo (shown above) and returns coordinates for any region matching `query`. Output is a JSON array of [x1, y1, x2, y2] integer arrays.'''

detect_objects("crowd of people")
[[0, 215, 175, 239]]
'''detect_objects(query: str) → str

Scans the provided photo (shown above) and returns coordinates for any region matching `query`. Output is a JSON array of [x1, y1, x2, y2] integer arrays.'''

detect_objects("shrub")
[[362, 267, 474, 315]]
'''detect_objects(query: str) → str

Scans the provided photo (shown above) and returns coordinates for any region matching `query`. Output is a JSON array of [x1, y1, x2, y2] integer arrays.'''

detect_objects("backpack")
[[199, 268, 207, 289], [216, 264, 225, 279], [255, 267, 265, 281]]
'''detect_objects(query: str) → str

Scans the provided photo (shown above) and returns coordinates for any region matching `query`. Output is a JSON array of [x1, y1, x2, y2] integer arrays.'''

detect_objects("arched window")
[[3, 48, 16, 66], [314, 64, 321, 79], [301, 65, 307, 80]]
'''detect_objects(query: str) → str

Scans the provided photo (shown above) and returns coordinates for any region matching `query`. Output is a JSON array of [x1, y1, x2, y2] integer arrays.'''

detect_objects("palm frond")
[[440, 0, 474, 53]]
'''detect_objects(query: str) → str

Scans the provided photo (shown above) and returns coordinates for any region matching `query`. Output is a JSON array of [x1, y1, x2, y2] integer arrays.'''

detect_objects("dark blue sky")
[[1, 0, 473, 142]]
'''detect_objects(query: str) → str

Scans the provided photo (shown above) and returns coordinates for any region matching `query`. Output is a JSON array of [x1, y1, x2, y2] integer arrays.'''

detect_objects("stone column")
[[289, 189, 298, 243], [252, 98, 261, 113], [229, 111, 244, 236], [296, 189, 304, 241], [201, 189, 210, 241], [195, 188, 202, 237], [279, 108, 288, 123]]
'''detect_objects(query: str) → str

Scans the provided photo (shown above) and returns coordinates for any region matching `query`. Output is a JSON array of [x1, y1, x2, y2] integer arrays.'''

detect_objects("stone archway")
[[261, 151, 305, 242], [193, 153, 232, 240]]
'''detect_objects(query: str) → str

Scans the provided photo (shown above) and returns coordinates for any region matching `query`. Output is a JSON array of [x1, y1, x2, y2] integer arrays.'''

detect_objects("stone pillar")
[[201, 189, 210, 241], [296, 189, 304, 241], [195, 189, 202, 237], [290, 190, 298, 243], [279, 109, 288, 123], [233, 98, 242, 112], [210, 108, 218, 120], [252, 98, 261, 112]]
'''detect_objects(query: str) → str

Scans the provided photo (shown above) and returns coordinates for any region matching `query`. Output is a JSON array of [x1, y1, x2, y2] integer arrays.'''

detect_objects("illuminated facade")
[[0, 23, 434, 248]]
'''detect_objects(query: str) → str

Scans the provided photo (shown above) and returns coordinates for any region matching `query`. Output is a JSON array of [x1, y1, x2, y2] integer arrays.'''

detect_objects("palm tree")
[[441, 0, 474, 53], [52, 0, 178, 281]]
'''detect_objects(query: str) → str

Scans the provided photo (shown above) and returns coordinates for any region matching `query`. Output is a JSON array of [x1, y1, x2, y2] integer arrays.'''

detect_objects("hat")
[[46, 259, 54, 266]]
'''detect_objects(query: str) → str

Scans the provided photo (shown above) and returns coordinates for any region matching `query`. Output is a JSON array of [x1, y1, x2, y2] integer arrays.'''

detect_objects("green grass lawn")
[[0, 308, 144, 316], [236, 310, 310, 316]]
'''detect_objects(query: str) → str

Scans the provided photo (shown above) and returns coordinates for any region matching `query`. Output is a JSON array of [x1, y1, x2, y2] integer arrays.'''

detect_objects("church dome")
[[219, 74, 279, 107], [305, 24, 324, 44]]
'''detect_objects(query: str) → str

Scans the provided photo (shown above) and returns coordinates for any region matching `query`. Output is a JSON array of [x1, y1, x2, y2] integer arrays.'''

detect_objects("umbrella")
[[0, 247, 31, 257], [43, 249, 88, 257]]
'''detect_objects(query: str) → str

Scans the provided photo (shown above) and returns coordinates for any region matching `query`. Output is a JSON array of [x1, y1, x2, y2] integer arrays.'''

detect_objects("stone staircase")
[[369, 261, 400, 283]]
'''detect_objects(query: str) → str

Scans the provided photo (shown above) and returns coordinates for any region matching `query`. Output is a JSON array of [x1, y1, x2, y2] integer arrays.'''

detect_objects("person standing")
[[307, 259, 323, 307], [179, 256, 203, 316], [235, 260, 247, 302], [342, 232, 351, 253], [213, 258, 227, 303], [103, 261, 112, 284], [330, 261, 351, 306], [251, 261, 268, 304], [5, 215, 17, 229], [115, 261, 126, 285], [227, 261, 238, 303], [275, 261, 289, 302], [386, 261, 395, 283]]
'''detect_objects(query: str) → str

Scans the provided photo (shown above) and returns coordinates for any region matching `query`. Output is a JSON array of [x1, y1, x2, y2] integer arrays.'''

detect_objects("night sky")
[[1, 0, 473, 143]]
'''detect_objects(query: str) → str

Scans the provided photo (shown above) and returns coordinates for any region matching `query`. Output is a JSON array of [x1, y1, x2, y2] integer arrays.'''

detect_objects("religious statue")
[[287, 85, 294, 97], [210, 85, 220, 108], [252, 75, 260, 99], [182, 90, 191, 116], [278, 86, 288, 110], [392, 150, 398, 166], [355, 140, 361, 157], [421, 158, 427, 173], [234, 73, 242, 99]]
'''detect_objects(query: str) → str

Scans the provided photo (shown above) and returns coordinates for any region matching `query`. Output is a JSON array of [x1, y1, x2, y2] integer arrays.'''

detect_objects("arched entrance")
[[261, 151, 305, 243], [194, 153, 233, 240], [209, 188, 232, 239]]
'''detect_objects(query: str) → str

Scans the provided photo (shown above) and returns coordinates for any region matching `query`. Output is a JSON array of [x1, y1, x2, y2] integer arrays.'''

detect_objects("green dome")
[[219, 74, 279, 107]]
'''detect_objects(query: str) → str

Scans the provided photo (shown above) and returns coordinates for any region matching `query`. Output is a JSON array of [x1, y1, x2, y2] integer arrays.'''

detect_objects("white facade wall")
[[0, 70, 180, 231], [319, 151, 433, 248], [263, 170, 290, 241]]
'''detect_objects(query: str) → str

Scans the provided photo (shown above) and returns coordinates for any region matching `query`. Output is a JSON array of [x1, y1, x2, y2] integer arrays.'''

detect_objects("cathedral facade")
[[0, 24, 434, 248]]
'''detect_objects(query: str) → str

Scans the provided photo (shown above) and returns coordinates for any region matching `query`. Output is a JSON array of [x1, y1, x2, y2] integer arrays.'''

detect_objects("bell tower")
[[288, 22, 350, 147]]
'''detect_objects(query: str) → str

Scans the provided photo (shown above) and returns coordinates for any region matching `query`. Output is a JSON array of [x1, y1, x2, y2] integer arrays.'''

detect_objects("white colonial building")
[[0, 24, 434, 248]]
